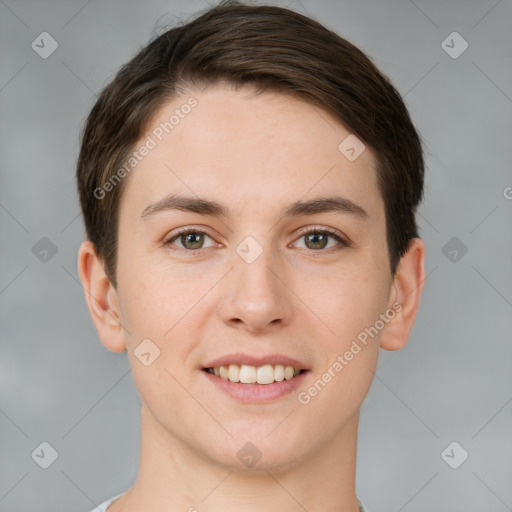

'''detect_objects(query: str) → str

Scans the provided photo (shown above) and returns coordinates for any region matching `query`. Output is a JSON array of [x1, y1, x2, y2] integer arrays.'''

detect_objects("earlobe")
[[77, 240, 127, 353], [380, 237, 426, 351]]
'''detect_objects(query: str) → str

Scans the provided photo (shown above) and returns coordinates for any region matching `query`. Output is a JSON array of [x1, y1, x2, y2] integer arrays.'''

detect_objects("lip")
[[201, 368, 311, 403], [203, 353, 309, 370]]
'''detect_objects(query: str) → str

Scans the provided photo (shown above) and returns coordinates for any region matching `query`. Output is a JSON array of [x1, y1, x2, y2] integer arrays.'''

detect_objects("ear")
[[77, 240, 127, 353], [380, 237, 426, 351]]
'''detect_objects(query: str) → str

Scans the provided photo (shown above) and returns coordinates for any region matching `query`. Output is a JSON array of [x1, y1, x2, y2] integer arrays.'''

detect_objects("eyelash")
[[163, 226, 350, 256]]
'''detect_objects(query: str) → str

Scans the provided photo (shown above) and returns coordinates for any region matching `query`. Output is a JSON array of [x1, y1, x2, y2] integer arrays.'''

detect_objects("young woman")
[[77, 2, 426, 510]]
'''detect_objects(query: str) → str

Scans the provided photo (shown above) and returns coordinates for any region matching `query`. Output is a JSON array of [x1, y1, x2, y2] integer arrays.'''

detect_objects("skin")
[[78, 83, 425, 512]]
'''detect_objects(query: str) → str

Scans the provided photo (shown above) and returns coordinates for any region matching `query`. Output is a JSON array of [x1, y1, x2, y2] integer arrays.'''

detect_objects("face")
[[112, 84, 395, 471]]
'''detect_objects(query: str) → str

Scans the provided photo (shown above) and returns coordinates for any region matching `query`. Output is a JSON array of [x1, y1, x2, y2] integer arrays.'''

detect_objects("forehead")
[[119, 84, 383, 223]]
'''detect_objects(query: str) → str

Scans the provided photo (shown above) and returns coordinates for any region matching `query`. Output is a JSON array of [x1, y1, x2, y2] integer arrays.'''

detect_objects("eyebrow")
[[140, 194, 368, 222]]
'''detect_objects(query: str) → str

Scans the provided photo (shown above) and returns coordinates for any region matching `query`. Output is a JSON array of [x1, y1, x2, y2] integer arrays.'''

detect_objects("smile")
[[204, 364, 304, 384]]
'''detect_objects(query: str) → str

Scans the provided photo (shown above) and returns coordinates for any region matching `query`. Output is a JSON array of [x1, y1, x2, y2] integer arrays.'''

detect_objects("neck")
[[112, 406, 361, 512]]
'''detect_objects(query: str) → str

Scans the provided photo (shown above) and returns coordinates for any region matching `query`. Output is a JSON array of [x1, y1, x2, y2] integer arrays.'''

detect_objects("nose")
[[217, 246, 293, 334]]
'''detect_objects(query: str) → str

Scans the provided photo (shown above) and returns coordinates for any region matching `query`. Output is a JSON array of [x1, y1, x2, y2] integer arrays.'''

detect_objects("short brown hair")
[[76, 0, 424, 288]]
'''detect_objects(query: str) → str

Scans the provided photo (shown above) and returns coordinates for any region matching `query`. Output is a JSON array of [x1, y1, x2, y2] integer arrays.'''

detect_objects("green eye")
[[165, 229, 216, 251], [164, 227, 348, 255], [292, 229, 348, 251]]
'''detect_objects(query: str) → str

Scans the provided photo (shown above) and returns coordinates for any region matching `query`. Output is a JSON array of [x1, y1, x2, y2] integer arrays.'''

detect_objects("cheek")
[[116, 267, 202, 424], [117, 250, 206, 339], [295, 270, 385, 422], [116, 256, 223, 394], [302, 263, 389, 348]]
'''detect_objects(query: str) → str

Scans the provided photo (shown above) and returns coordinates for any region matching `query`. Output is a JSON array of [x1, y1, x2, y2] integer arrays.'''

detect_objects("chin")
[[199, 427, 315, 474]]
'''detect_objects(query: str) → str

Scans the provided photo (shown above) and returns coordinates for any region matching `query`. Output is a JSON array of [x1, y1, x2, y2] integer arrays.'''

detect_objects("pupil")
[[179, 232, 329, 250], [306, 232, 327, 249], [183, 232, 203, 249]]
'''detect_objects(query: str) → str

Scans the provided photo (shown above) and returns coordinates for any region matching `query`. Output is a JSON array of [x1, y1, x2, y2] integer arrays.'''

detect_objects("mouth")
[[202, 364, 307, 385], [201, 354, 311, 402]]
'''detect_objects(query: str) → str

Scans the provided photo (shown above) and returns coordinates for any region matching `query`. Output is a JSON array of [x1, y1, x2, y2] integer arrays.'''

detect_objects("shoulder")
[[358, 498, 369, 512], [87, 493, 125, 512]]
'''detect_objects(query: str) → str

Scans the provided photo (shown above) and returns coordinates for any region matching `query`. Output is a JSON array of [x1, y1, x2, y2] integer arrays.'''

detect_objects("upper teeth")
[[207, 364, 301, 384]]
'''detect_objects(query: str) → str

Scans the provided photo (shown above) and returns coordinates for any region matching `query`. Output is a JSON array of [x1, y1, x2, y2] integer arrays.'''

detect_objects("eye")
[[291, 228, 348, 251], [164, 228, 218, 252], [163, 226, 349, 255]]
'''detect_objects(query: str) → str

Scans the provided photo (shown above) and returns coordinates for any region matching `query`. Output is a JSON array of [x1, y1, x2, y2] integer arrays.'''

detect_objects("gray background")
[[1, 0, 511, 511]]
